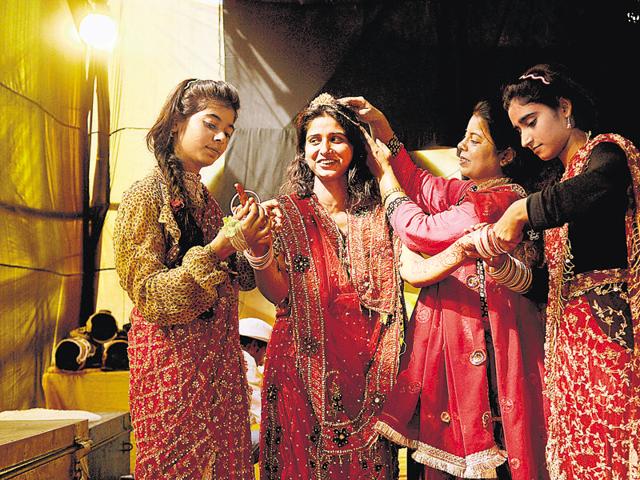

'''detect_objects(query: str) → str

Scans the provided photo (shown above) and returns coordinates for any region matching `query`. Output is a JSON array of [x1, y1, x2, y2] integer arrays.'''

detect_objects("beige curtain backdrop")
[[0, 0, 88, 410]]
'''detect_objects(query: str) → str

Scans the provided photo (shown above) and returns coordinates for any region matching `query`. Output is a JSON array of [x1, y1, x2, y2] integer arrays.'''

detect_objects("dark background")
[[221, 0, 640, 203]]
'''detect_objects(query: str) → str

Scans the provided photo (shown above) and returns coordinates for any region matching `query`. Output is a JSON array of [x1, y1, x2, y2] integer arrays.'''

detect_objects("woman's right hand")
[[238, 199, 272, 255], [491, 199, 528, 253], [338, 96, 395, 143], [338, 96, 387, 124]]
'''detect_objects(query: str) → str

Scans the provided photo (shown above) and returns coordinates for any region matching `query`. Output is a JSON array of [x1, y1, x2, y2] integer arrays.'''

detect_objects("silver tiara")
[[309, 92, 337, 109], [308, 92, 364, 130]]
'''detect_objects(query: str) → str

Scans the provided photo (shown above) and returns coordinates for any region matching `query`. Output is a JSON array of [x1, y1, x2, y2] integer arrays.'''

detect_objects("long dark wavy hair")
[[146, 79, 240, 257], [279, 96, 380, 207]]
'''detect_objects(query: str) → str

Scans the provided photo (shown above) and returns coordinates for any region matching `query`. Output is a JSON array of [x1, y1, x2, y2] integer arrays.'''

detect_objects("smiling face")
[[304, 113, 354, 185], [456, 114, 504, 183], [173, 101, 236, 173], [507, 98, 571, 161]]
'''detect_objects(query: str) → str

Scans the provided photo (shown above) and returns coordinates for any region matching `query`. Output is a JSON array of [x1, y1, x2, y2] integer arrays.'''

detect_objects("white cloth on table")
[[0, 408, 101, 421]]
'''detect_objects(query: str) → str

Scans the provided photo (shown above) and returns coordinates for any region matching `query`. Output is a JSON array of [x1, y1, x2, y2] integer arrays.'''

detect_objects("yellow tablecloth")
[[42, 367, 135, 469]]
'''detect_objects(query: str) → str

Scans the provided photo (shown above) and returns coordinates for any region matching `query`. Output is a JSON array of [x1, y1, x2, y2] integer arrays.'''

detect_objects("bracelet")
[[386, 134, 403, 157], [474, 224, 509, 258], [222, 216, 249, 252], [244, 245, 274, 270], [487, 255, 532, 293], [385, 196, 410, 218], [381, 186, 404, 206]]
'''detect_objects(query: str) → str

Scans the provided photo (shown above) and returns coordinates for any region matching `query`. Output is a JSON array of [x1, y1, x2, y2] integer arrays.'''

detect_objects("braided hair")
[[146, 79, 240, 258]]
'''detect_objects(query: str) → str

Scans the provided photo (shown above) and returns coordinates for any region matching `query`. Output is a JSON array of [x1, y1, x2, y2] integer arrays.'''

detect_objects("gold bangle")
[[381, 186, 404, 206]]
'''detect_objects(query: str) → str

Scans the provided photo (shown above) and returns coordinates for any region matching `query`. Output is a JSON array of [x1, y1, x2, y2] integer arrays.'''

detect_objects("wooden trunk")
[[0, 412, 132, 480], [86, 412, 132, 480], [0, 419, 90, 479]]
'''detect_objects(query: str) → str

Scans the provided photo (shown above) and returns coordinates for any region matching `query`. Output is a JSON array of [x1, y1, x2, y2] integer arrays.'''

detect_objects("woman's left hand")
[[361, 128, 393, 180], [455, 232, 480, 258], [261, 198, 283, 232]]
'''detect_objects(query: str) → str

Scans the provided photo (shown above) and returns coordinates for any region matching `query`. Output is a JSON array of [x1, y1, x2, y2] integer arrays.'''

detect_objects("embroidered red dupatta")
[[260, 194, 404, 480], [543, 133, 640, 479]]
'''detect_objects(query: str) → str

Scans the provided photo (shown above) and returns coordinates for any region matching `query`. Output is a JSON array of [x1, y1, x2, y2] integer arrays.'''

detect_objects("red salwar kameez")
[[114, 169, 254, 480], [542, 134, 640, 479], [375, 148, 549, 479], [260, 194, 404, 480]]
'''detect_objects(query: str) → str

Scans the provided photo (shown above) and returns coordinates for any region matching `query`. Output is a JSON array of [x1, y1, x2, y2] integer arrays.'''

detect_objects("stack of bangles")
[[487, 255, 532, 293], [222, 216, 274, 270], [243, 246, 274, 270], [473, 224, 508, 258], [381, 187, 409, 218], [473, 224, 532, 293], [222, 216, 250, 251]]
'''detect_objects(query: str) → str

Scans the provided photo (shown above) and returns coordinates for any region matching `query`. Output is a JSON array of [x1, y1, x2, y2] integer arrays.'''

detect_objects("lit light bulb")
[[78, 13, 117, 51]]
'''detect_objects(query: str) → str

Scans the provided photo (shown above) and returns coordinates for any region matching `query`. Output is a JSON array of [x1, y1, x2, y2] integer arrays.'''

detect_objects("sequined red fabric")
[[260, 194, 403, 480], [544, 134, 640, 479]]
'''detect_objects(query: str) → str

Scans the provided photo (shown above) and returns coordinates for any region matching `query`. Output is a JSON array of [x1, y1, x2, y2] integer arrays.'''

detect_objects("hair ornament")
[[309, 92, 338, 109], [308, 92, 367, 132], [519, 73, 550, 85], [184, 79, 199, 91]]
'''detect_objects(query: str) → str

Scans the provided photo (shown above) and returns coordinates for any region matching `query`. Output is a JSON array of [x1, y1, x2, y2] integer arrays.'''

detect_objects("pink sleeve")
[[389, 199, 479, 255], [391, 146, 471, 213]]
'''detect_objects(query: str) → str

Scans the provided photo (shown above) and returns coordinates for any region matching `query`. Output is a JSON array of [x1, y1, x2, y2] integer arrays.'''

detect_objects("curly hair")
[[279, 97, 379, 207], [146, 79, 240, 260]]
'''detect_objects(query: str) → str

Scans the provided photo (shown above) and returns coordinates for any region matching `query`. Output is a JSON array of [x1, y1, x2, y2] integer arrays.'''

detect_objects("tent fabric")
[[1, 0, 228, 411], [0, 0, 89, 411]]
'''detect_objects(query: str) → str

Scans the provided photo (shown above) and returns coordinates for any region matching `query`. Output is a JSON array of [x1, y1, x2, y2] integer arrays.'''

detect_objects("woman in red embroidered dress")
[[342, 97, 549, 479], [252, 93, 404, 479], [114, 79, 271, 480], [491, 64, 640, 479]]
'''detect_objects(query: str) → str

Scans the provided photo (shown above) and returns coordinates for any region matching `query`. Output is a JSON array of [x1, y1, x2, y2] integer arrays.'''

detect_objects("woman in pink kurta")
[[343, 97, 549, 479], [114, 79, 270, 480]]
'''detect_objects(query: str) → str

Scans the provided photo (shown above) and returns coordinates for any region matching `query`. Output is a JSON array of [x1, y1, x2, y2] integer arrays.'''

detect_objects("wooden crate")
[[87, 412, 132, 480], [0, 419, 90, 479]]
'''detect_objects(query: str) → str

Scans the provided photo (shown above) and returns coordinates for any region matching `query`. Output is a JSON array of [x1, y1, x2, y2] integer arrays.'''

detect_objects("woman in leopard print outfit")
[[114, 79, 270, 480]]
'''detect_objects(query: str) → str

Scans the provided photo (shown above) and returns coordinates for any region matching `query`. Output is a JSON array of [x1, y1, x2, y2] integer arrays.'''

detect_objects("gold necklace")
[[473, 176, 512, 191]]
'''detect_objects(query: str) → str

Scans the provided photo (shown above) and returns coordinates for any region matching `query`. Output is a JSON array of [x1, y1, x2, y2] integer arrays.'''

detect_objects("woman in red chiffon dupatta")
[[252, 94, 404, 480]]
